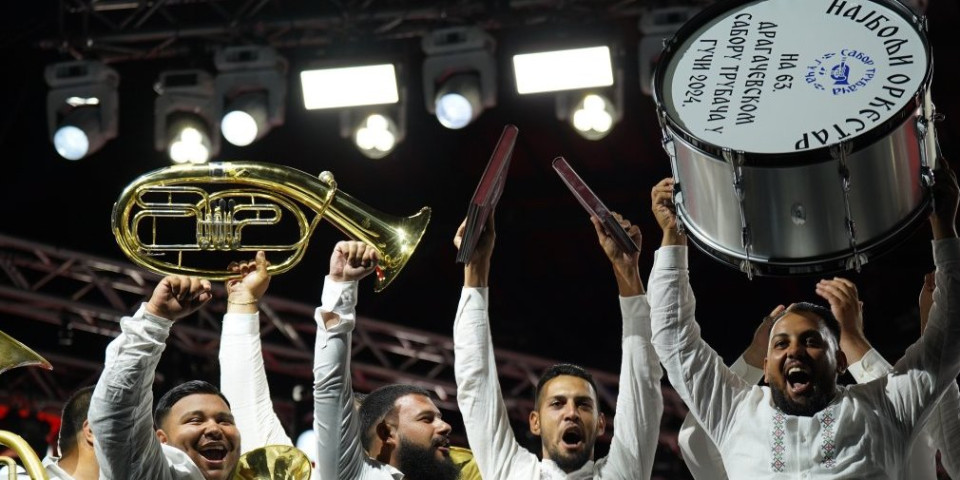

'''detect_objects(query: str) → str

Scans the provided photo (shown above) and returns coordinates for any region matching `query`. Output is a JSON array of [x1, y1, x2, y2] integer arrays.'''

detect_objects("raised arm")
[[647, 177, 752, 447], [453, 213, 540, 478], [90, 276, 212, 480], [312, 241, 380, 480], [678, 306, 778, 480], [588, 212, 663, 478], [219, 251, 293, 452]]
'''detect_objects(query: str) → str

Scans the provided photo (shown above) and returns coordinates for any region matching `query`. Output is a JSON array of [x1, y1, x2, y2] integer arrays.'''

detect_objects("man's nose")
[[562, 402, 580, 420], [436, 419, 452, 436], [203, 421, 224, 438]]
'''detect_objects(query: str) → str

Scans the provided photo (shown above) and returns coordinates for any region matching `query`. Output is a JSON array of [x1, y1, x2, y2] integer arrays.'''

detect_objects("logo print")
[[804, 49, 877, 96]]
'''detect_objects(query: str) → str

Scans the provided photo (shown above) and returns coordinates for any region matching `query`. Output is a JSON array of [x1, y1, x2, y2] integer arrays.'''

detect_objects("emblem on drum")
[[805, 50, 877, 96]]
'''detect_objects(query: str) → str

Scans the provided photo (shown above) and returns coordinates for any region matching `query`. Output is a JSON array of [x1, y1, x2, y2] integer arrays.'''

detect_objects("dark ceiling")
[[2, 0, 960, 475]]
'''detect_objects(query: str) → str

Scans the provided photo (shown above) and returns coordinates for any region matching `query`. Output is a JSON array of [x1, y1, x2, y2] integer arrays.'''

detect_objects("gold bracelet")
[[227, 298, 259, 305]]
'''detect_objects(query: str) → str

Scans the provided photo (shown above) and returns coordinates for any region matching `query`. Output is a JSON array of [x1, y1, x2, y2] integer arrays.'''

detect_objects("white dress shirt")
[[0, 455, 75, 479], [88, 305, 208, 479], [219, 311, 320, 479], [648, 239, 960, 479], [453, 287, 663, 479], [311, 277, 405, 480]]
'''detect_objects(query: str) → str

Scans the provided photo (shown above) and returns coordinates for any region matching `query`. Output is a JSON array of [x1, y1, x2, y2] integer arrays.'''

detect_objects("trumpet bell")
[[0, 330, 51, 376], [111, 161, 431, 292], [232, 445, 313, 480]]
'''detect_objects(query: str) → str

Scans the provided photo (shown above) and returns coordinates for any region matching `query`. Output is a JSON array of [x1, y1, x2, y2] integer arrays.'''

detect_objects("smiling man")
[[452, 212, 662, 479], [647, 163, 960, 478], [89, 275, 242, 480]]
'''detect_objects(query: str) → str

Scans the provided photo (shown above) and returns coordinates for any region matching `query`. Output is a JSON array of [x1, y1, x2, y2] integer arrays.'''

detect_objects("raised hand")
[[225, 250, 270, 312], [591, 212, 644, 296], [743, 305, 785, 368], [454, 213, 495, 288], [651, 177, 685, 246], [816, 277, 869, 362], [146, 275, 213, 321], [330, 241, 379, 283]]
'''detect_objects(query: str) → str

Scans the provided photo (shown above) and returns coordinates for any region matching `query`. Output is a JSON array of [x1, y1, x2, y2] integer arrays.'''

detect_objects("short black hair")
[[358, 384, 431, 451], [779, 302, 841, 348], [534, 363, 599, 409], [154, 380, 230, 429], [58, 385, 95, 455]]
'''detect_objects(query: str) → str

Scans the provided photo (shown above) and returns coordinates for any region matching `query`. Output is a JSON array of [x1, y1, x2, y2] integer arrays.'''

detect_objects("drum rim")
[[676, 194, 932, 277], [652, 0, 934, 167]]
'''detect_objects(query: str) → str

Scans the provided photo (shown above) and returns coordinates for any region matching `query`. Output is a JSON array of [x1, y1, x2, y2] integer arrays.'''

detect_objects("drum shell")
[[669, 109, 929, 275]]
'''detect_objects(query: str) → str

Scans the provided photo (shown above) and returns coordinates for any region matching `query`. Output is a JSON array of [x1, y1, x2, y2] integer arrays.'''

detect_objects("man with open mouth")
[[452, 212, 663, 479], [89, 274, 243, 480], [647, 163, 960, 478], [313, 240, 461, 480]]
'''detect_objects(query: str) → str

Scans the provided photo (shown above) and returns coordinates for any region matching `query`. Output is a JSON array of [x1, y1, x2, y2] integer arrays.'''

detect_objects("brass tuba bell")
[[111, 161, 431, 291], [0, 330, 52, 480], [232, 445, 312, 480]]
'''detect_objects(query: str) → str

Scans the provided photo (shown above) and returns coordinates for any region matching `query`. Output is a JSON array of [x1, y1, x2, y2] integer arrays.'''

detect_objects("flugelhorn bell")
[[111, 161, 431, 292], [232, 445, 312, 480], [0, 329, 52, 480]]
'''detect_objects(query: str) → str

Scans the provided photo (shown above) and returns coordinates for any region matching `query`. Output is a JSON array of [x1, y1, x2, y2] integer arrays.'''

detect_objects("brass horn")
[[111, 161, 431, 292], [0, 330, 52, 480], [232, 445, 312, 480]]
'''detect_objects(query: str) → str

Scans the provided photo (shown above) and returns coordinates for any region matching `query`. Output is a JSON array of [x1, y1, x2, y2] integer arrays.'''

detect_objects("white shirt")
[[88, 305, 208, 480], [219, 311, 320, 479], [311, 277, 405, 480], [0, 455, 74, 479], [648, 239, 960, 479], [453, 287, 663, 479]]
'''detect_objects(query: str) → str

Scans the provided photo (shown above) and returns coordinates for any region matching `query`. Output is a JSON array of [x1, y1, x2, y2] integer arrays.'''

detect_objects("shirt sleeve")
[[847, 348, 893, 383], [929, 381, 960, 478], [219, 311, 294, 452], [312, 277, 383, 480], [453, 287, 540, 479], [89, 305, 202, 480], [648, 246, 751, 449], [597, 294, 663, 479], [878, 238, 960, 435], [676, 354, 760, 480]]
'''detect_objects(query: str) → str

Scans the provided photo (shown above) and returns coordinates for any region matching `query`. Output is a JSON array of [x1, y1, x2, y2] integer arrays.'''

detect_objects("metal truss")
[[36, 0, 708, 63]]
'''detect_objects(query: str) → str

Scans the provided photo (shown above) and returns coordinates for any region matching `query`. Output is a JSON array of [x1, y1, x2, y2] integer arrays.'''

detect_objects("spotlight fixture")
[[154, 69, 219, 164], [513, 46, 614, 94], [215, 45, 288, 147], [556, 70, 624, 141], [300, 63, 399, 110], [45, 60, 119, 161], [422, 26, 497, 129], [341, 109, 404, 160]]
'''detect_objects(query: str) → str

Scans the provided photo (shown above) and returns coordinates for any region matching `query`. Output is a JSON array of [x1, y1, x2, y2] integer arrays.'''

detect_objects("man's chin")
[[771, 385, 827, 417]]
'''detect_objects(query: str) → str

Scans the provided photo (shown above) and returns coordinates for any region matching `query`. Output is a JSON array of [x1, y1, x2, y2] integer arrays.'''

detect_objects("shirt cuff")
[[316, 276, 358, 333], [846, 348, 892, 382], [222, 312, 260, 336], [654, 245, 688, 270], [933, 237, 960, 265], [730, 355, 764, 385]]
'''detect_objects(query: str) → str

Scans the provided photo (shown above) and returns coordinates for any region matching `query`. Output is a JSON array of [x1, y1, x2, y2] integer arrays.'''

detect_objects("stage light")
[[422, 26, 496, 129], [301, 64, 399, 110], [555, 71, 624, 141], [45, 60, 119, 161], [348, 112, 401, 159], [215, 46, 287, 147], [154, 69, 219, 163], [513, 46, 613, 94]]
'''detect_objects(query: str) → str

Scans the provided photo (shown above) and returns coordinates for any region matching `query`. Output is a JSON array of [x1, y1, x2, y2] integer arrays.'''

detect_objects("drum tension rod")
[[831, 142, 865, 272], [723, 148, 755, 280]]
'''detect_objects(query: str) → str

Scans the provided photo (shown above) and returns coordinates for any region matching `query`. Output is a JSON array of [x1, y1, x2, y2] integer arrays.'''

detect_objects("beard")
[[396, 437, 460, 480], [544, 440, 593, 473], [770, 382, 833, 417]]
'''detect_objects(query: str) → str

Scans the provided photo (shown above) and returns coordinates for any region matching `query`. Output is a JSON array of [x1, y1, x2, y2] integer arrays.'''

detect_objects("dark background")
[[1, 0, 959, 477]]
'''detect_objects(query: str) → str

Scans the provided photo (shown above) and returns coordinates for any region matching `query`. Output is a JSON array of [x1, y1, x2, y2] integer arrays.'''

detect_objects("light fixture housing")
[[422, 26, 497, 129], [513, 46, 614, 94], [638, 6, 700, 96], [154, 69, 220, 163], [45, 60, 119, 160], [215, 45, 287, 147]]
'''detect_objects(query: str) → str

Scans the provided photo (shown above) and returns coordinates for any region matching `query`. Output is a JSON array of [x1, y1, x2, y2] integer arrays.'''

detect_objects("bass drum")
[[652, 0, 937, 277]]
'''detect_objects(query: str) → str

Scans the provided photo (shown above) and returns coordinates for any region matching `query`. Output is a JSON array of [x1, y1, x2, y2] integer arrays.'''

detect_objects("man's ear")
[[81, 419, 94, 446], [377, 422, 396, 447], [529, 410, 541, 436], [763, 357, 769, 384], [156, 429, 169, 444], [596, 412, 606, 437], [836, 350, 849, 376]]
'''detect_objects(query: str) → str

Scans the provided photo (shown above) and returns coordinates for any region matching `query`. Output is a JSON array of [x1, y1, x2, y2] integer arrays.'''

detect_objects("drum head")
[[654, 0, 930, 160]]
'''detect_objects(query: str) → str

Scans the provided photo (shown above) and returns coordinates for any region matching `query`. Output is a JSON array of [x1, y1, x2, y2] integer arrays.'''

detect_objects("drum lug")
[[921, 166, 935, 188], [845, 253, 868, 273], [739, 258, 756, 281]]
